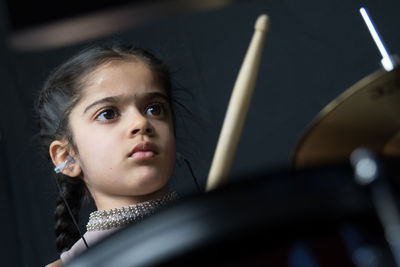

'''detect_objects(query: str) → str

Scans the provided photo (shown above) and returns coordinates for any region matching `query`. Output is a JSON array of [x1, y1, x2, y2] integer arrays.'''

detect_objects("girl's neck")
[[94, 186, 169, 211]]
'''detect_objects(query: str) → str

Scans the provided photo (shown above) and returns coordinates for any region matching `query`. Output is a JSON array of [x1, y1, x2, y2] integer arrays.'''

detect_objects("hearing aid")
[[54, 155, 75, 173]]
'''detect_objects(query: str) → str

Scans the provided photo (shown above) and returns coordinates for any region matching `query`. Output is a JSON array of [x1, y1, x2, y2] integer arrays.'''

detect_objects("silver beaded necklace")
[[86, 191, 178, 231]]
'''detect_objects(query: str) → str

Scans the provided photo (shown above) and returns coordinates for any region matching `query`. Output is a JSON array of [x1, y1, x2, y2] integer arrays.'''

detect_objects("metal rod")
[[360, 7, 395, 71]]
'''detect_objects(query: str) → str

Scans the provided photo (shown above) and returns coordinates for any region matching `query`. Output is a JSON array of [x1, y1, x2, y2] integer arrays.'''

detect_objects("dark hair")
[[36, 44, 175, 253]]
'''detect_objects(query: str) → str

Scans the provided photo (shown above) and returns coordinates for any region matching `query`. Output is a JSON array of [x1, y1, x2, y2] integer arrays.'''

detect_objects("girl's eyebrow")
[[83, 96, 120, 114], [142, 92, 170, 103], [83, 92, 170, 114]]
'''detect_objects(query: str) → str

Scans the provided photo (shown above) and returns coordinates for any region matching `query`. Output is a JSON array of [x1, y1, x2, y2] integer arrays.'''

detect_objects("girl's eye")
[[145, 103, 164, 116], [96, 108, 119, 121]]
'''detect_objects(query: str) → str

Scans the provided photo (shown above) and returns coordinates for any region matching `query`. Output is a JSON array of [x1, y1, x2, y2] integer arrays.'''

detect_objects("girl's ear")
[[49, 140, 81, 177]]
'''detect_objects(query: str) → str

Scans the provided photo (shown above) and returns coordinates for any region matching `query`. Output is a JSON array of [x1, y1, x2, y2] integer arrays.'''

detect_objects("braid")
[[54, 175, 86, 253]]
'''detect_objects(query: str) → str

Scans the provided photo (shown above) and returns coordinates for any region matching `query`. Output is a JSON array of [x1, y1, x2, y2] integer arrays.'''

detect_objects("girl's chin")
[[131, 166, 160, 178], [128, 173, 168, 191]]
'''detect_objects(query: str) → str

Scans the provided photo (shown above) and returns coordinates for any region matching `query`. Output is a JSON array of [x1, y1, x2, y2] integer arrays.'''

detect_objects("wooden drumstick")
[[206, 14, 270, 192]]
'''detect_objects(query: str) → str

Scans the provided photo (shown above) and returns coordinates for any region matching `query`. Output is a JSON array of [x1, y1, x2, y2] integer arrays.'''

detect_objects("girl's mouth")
[[129, 141, 158, 159], [131, 151, 155, 159]]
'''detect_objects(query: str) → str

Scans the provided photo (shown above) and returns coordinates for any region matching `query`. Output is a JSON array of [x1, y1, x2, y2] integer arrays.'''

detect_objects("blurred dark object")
[[6, 0, 137, 31], [66, 162, 400, 266], [4, 0, 236, 51]]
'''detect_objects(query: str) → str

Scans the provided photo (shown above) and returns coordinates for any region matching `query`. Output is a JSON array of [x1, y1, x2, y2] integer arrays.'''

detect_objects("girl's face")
[[69, 60, 176, 210]]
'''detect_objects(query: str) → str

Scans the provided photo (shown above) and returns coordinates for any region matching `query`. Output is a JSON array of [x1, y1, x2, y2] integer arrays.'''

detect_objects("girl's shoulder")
[[45, 259, 62, 267], [60, 228, 120, 264]]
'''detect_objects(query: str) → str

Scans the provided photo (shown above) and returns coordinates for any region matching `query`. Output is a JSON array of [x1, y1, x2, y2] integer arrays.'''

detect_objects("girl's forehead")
[[84, 60, 152, 86], [80, 60, 161, 100]]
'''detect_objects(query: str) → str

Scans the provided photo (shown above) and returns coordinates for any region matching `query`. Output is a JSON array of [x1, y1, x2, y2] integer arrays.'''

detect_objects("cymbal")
[[292, 67, 400, 169]]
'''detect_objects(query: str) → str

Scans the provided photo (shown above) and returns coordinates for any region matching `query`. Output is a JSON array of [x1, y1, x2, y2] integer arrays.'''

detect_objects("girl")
[[37, 44, 182, 267]]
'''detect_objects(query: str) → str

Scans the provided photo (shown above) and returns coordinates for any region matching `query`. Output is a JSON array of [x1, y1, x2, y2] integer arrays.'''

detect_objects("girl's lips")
[[131, 151, 155, 159], [129, 141, 158, 158]]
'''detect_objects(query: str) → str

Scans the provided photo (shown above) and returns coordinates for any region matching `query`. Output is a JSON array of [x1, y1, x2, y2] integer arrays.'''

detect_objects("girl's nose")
[[130, 113, 154, 136], [131, 126, 153, 135]]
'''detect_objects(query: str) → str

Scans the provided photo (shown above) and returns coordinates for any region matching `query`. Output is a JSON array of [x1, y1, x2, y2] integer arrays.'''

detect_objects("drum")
[[65, 162, 400, 267]]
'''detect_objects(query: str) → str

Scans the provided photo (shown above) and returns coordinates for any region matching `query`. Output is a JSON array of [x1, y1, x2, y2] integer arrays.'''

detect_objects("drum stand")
[[351, 148, 400, 267]]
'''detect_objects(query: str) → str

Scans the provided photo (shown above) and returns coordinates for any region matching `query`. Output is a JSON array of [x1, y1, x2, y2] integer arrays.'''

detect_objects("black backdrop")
[[1, 0, 400, 266]]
